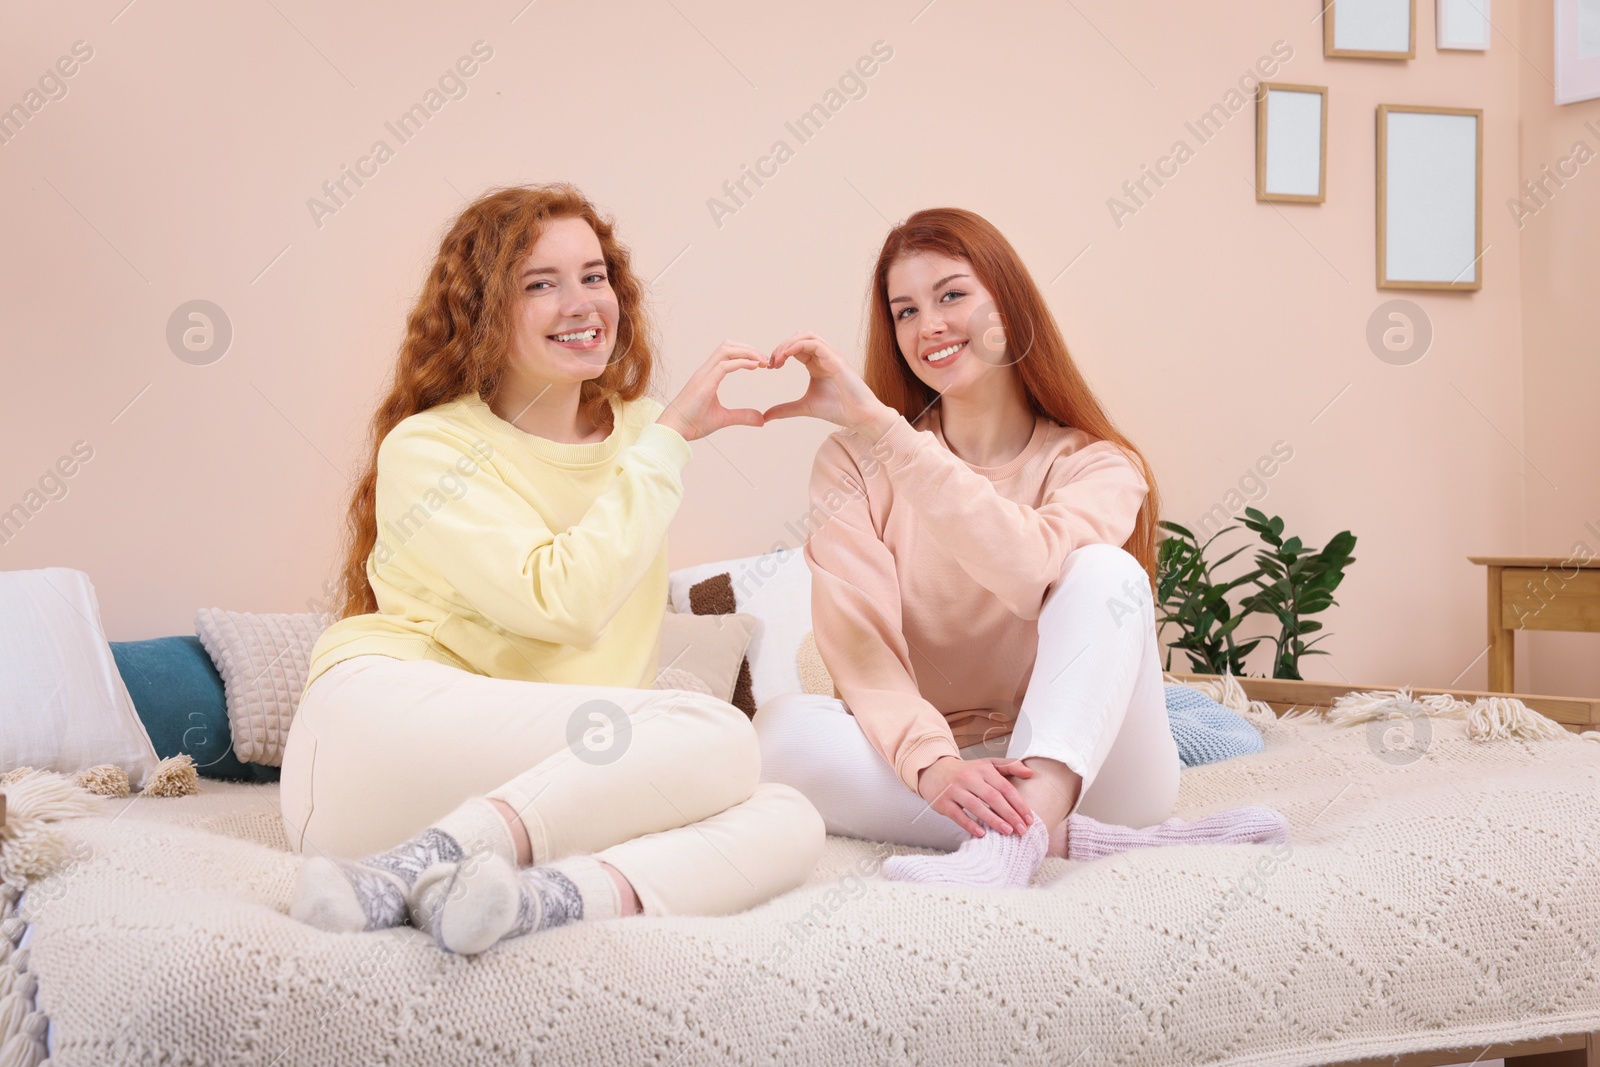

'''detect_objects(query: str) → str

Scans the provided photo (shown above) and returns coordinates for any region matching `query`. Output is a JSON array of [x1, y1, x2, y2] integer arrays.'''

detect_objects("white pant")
[[281, 655, 825, 917], [753, 543, 1180, 850]]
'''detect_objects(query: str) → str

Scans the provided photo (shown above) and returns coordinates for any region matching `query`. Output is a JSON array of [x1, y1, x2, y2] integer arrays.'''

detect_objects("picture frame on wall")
[[1376, 104, 1483, 291], [1555, 0, 1600, 104], [1437, 0, 1491, 51], [1256, 83, 1328, 203], [1325, 0, 1417, 59]]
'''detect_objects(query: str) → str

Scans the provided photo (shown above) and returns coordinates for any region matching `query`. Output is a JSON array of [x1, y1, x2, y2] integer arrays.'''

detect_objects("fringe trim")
[[0, 773, 109, 1066], [1165, 674, 1570, 743], [1321, 686, 1569, 742], [1164, 670, 1278, 723], [0, 905, 47, 1067]]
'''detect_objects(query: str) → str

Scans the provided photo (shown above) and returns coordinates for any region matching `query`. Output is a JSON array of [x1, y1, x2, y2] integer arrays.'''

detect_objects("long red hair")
[[333, 183, 656, 619], [864, 207, 1162, 591]]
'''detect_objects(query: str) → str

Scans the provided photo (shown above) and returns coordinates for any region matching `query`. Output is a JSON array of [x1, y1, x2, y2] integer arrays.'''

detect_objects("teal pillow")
[[109, 636, 280, 782]]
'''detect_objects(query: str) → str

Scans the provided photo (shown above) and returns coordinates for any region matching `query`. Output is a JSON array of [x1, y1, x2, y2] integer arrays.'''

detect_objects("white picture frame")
[[1555, 0, 1600, 104], [1376, 105, 1483, 291], [1437, 0, 1491, 51], [1325, 0, 1417, 59], [1256, 83, 1328, 203]]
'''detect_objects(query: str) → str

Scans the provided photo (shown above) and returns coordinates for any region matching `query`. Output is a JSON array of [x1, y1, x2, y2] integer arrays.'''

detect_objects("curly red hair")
[[333, 183, 656, 619], [863, 207, 1163, 591]]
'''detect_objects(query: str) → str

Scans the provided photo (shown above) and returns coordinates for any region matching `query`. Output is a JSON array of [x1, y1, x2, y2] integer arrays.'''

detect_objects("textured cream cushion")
[[194, 609, 325, 767], [655, 611, 758, 705], [653, 666, 712, 695], [796, 629, 835, 697], [667, 548, 812, 708], [0, 567, 160, 788]]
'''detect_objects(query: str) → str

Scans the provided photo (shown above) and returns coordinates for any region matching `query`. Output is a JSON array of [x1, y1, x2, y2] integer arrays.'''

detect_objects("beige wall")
[[1515, 0, 1600, 696], [1, 1, 1595, 695]]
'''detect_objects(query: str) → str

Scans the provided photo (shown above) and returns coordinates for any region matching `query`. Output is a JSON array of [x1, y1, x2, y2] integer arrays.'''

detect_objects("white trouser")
[[753, 543, 1180, 850], [280, 656, 825, 917]]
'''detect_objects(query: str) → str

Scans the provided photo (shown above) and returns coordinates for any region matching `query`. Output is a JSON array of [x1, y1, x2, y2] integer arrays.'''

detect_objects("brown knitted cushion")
[[687, 573, 756, 717]]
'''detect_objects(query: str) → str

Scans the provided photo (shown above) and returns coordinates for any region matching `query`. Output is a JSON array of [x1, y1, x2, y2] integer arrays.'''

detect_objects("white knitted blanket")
[[15, 712, 1600, 1067]]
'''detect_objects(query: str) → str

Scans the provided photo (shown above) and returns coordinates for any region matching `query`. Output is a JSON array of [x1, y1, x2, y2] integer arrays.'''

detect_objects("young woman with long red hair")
[[280, 184, 823, 953], [753, 208, 1286, 889]]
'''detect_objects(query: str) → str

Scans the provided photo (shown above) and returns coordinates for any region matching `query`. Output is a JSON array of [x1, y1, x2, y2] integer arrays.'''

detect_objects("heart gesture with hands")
[[658, 333, 901, 445], [762, 332, 899, 442], [656, 342, 773, 442]]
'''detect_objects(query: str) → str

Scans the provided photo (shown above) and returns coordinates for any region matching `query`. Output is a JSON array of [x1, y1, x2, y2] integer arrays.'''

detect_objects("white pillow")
[[668, 548, 812, 708], [0, 568, 160, 788]]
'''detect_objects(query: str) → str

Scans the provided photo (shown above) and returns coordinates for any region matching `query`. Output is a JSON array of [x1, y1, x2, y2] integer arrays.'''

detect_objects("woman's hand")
[[917, 755, 1036, 838], [762, 332, 898, 441], [657, 342, 769, 442]]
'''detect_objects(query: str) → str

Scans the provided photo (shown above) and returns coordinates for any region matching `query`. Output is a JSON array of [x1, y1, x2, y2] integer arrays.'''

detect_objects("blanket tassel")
[[1, 756, 197, 800], [0, 773, 104, 1067], [1167, 675, 1571, 743], [0, 899, 46, 1067], [1163, 670, 1278, 723], [1320, 686, 1568, 742]]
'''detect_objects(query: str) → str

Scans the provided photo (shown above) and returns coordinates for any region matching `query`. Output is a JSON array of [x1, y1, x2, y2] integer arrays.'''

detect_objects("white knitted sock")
[[1066, 805, 1290, 861], [290, 797, 516, 934], [882, 820, 1050, 889], [413, 854, 622, 956]]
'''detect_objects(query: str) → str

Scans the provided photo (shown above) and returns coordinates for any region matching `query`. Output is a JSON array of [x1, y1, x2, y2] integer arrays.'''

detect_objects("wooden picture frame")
[[1256, 82, 1328, 203], [1376, 104, 1483, 291], [1325, 0, 1417, 59], [1555, 0, 1600, 104], [1437, 0, 1492, 50]]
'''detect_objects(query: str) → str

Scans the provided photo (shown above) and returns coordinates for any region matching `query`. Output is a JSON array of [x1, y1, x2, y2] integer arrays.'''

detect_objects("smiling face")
[[505, 216, 619, 393], [886, 251, 1015, 400]]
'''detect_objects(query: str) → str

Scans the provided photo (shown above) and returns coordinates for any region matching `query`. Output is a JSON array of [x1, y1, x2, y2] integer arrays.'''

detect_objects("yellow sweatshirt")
[[303, 392, 692, 695]]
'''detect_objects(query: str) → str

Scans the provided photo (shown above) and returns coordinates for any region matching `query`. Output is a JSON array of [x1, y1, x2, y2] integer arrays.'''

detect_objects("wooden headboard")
[[1167, 672, 1600, 734]]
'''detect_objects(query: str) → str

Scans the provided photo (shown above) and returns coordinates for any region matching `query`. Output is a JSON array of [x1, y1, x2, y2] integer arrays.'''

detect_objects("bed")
[[5, 674, 1600, 1067]]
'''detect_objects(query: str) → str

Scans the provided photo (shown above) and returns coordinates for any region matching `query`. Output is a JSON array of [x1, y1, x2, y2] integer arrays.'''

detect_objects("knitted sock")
[[289, 797, 517, 934], [1065, 805, 1290, 861], [882, 819, 1050, 889], [412, 853, 622, 956]]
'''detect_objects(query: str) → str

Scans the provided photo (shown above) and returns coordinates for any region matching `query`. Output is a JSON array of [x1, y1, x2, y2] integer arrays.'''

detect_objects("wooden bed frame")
[[1169, 671, 1600, 1067]]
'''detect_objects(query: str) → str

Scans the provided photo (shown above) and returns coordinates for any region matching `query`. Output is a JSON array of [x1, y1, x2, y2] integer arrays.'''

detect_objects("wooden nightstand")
[[1469, 555, 1600, 693]]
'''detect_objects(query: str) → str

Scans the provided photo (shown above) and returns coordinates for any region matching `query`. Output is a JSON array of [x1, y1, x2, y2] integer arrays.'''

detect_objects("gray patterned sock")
[[290, 798, 515, 934], [501, 867, 586, 937], [415, 853, 622, 956]]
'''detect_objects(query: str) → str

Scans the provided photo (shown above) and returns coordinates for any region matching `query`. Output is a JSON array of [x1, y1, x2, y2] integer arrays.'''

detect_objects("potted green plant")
[[1155, 520, 1263, 675], [1156, 507, 1357, 680]]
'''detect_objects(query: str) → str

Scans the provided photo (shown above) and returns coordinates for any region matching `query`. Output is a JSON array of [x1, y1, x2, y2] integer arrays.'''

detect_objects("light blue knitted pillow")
[[1164, 683, 1266, 767]]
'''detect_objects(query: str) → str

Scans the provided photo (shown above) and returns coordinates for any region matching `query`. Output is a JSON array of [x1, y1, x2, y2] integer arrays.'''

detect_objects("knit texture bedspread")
[[17, 711, 1600, 1066]]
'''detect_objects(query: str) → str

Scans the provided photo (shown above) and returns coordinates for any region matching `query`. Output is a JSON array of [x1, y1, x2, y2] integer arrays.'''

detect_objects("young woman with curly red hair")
[[280, 184, 823, 954], [753, 208, 1287, 889]]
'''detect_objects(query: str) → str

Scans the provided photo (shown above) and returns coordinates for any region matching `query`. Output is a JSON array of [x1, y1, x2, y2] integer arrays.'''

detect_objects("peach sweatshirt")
[[805, 407, 1149, 792]]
